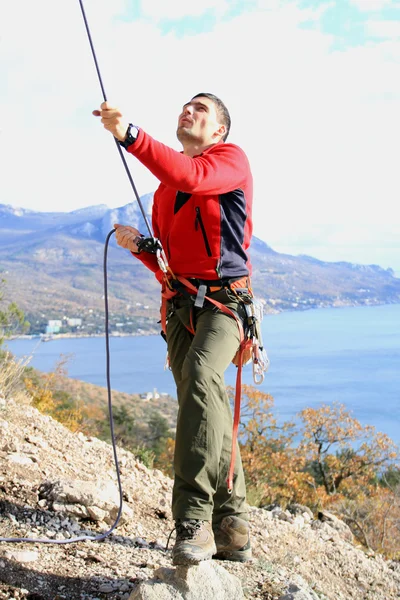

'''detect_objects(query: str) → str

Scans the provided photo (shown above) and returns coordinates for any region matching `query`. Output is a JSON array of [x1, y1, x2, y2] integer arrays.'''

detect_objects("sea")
[[6, 303, 400, 446]]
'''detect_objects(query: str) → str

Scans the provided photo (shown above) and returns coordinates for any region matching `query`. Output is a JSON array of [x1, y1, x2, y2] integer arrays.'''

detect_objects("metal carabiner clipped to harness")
[[252, 340, 270, 384], [241, 298, 270, 384], [157, 247, 170, 274], [136, 236, 171, 274]]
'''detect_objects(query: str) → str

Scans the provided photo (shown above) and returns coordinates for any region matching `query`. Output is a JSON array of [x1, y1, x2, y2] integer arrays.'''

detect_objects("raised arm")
[[128, 131, 249, 195]]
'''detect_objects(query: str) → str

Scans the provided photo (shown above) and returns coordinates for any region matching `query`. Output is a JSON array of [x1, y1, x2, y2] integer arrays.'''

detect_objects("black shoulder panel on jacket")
[[218, 189, 249, 278], [174, 191, 192, 214]]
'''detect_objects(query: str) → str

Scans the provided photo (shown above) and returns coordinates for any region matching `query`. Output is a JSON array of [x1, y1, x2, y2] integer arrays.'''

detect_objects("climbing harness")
[[158, 274, 269, 492]]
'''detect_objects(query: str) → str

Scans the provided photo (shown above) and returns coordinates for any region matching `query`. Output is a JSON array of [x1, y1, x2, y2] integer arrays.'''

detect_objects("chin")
[[177, 128, 194, 143]]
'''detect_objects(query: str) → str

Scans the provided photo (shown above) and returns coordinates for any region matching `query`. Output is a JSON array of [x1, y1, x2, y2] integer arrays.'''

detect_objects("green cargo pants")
[[166, 287, 248, 525]]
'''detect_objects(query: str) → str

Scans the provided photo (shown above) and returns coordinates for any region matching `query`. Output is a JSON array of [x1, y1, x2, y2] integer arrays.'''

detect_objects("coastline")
[[10, 299, 400, 342], [9, 330, 161, 341]]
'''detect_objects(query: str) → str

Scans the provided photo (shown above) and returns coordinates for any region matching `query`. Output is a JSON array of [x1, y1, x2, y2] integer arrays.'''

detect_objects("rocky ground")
[[0, 393, 399, 600]]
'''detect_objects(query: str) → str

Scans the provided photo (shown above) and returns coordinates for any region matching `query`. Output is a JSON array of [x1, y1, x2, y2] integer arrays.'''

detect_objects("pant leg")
[[167, 290, 248, 522], [165, 300, 194, 388], [212, 430, 248, 526]]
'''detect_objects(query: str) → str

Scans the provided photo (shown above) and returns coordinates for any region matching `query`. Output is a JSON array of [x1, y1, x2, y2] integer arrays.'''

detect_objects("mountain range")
[[1, 198, 399, 335]]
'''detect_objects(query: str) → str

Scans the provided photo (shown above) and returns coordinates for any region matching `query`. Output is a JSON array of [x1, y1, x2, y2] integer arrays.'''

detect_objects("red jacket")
[[128, 129, 253, 282]]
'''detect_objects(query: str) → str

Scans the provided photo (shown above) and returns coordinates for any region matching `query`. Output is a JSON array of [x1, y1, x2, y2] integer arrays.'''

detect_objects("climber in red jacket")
[[93, 93, 253, 565]]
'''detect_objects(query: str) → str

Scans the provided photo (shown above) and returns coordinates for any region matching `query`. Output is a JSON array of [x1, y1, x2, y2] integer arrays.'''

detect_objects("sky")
[[1, 0, 400, 272]]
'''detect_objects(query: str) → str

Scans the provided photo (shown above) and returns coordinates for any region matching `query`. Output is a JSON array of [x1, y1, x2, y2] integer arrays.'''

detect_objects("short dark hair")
[[191, 92, 231, 142]]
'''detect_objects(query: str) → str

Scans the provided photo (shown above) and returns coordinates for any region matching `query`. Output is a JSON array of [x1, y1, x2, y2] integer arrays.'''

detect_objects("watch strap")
[[119, 124, 139, 149]]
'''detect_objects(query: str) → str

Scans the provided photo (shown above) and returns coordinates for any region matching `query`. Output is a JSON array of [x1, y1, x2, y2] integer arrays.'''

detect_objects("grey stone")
[[6, 453, 34, 465], [4, 550, 39, 563], [39, 479, 133, 525], [98, 583, 115, 593], [318, 510, 354, 543], [45, 529, 56, 538], [287, 503, 313, 518], [87, 505, 107, 521], [278, 583, 321, 600], [133, 537, 149, 548], [25, 435, 49, 449], [1, 440, 18, 452], [6, 513, 17, 523], [129, 561, 244, 600], [277, 511, 294, 523]]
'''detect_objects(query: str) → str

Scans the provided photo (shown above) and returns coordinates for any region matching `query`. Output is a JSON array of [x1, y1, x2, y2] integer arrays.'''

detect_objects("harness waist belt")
[[188, 276, 250, 293]]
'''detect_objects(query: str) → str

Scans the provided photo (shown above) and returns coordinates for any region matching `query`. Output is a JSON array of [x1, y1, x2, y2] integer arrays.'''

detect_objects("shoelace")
[[166, 520, 202, 551]]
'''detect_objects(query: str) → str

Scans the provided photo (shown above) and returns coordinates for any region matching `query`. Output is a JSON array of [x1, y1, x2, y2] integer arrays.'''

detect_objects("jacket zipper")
[[195, 207, 212, 257]]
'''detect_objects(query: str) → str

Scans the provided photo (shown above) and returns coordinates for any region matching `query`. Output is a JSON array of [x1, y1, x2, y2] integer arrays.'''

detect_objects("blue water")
[[6, 304, 400, 445]]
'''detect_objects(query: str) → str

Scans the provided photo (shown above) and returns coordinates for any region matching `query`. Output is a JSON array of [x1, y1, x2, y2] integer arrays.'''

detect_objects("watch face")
[[121, 125, 138, 148], [129, 125, 138, 140]]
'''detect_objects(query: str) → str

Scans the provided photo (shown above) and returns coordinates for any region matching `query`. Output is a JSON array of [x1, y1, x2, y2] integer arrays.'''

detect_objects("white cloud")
[[138, 0, 229, 20], [365, 19, 400, 37], [1, 0, 400, 270], [348, 0, 396, 11]]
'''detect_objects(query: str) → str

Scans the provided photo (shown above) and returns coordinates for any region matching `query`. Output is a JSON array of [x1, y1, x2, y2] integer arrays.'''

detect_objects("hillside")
[[1, 390, 400, 599], [25, 369, 178, 449], [52, 374, 178, 430], [1, 200, 399, 335]]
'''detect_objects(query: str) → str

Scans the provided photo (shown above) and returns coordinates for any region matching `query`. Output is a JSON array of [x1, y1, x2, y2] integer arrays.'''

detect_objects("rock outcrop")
[[130, 562, 244, 600]]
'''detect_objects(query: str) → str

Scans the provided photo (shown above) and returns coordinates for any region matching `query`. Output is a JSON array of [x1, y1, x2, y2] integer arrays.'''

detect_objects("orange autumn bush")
[[224, 385, 399, 556]]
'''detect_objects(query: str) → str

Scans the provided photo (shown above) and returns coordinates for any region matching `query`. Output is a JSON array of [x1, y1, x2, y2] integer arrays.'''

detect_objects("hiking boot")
[[172, 519, 217, 565], [213, 515, 252, 562]]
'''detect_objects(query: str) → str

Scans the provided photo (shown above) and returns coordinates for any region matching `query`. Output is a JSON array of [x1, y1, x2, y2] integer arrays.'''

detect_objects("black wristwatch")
[[118, 124, 139, 149]]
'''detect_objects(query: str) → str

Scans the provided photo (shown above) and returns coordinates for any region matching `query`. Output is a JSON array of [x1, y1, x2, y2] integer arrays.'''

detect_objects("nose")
[[183, 105, 193, 115]]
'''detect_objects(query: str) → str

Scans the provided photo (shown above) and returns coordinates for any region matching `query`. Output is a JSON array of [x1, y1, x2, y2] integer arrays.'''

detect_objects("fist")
[[114, 223, 143, 253], [92, 102, 128, 142]]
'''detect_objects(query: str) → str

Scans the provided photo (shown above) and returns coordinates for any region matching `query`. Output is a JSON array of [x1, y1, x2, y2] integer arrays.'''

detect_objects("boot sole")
[[172, 544, 217, 566], [213, 548, 252, 562]]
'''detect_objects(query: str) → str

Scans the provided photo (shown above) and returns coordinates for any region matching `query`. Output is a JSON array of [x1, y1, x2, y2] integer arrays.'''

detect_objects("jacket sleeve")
[[127, 130, 249, 195]]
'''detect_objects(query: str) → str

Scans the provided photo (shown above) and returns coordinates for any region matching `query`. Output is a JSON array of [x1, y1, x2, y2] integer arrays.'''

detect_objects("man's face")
[[176, 96, 225, 146]]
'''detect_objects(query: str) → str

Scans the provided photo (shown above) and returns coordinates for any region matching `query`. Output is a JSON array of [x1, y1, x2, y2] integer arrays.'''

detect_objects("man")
[[93, 94, 253, 565]]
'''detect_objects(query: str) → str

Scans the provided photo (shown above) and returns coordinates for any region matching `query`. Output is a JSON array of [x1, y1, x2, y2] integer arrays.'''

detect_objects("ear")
[[214, 124, 226, 140]]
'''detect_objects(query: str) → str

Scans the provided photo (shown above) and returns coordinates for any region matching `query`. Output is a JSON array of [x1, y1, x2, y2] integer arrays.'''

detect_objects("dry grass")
[[0, 349, 33, 402]]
